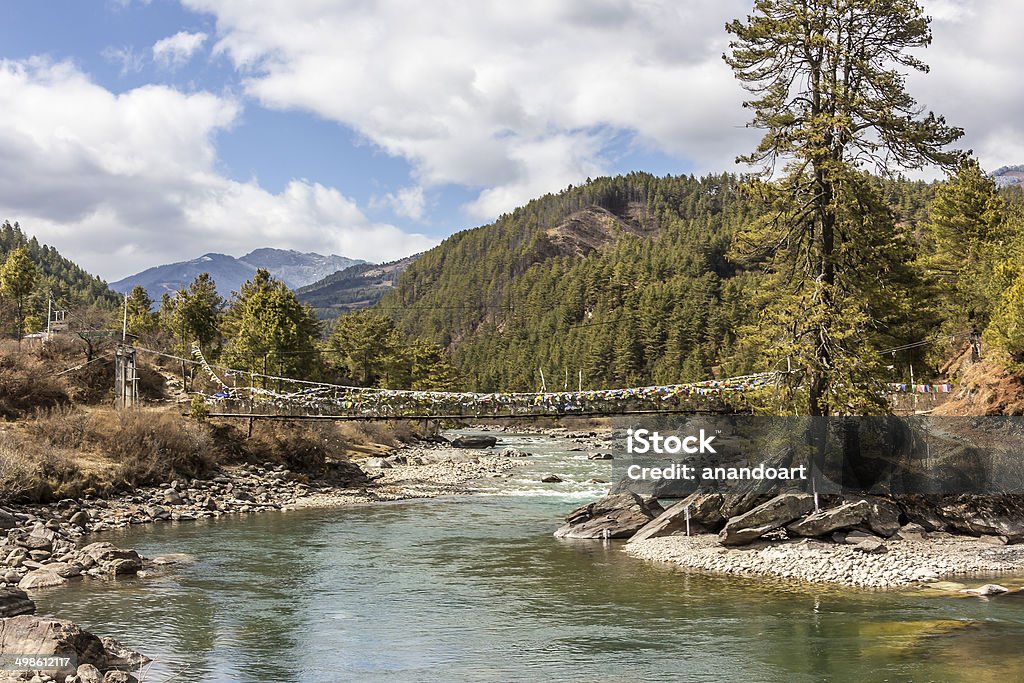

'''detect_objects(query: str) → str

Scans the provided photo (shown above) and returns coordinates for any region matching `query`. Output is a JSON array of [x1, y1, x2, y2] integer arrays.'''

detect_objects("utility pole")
[[122, 292, 128, 342], [114, 344, 137, 410]]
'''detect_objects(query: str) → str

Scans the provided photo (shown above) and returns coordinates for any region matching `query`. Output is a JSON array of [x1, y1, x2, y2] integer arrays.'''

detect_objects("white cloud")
[[0, 58, 434, 280], [152, 31, 208, 68], [373, 186, 427, 221], [101, 45, 145, 75], [183, 0, 1024, 216], [185, 0, 757, 218]]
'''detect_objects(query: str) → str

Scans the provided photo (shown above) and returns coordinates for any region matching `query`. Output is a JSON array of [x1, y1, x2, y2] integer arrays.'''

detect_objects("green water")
[[33, 433, 1024, 682]]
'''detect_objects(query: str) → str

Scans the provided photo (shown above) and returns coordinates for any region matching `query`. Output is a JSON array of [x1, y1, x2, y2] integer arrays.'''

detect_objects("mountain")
[[378, 172, 939, 392], [991, 165, 1024, 188], [296, 254, 420, 318], [111, 248, 365, 299], [238, 249, 362, 288]]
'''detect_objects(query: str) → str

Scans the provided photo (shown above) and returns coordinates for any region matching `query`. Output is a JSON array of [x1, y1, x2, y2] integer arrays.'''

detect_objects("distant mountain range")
[[110, 248, 364, 299], [296, 254, 421, 318], [991, 165, 1024, 188]]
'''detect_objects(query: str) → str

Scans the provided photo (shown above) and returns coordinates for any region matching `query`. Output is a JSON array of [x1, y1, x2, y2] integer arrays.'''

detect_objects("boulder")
[[860, 496, 902, 538], [553, 493, 663, 539], [588, 453, 614, 460], [364, 458, 392, 469], [499, 448, 530, 458], [938, 497, 1024, 543], [540, 475, 563, 483], [77, 663, 104, 683], [852, 538, 887, 554], [786, 500, 872, 538], [16, 529, 54, 552], [99, 637, 151, 671], [450, 435, 498, 449], [894, 522, 929, 541], [68, 510, 91, 528], [897, 496, 947, 532], [0, 615, 107, 677], [0, 508, 18, 530], [959, 584, 1009, 596], [719, 493, 816, 546], [103, 670, 138, 683], [0, 587, 35, 617], [75, 543, 142, 575], [629, 492, 726, 543], [18, 569, 68, 590]]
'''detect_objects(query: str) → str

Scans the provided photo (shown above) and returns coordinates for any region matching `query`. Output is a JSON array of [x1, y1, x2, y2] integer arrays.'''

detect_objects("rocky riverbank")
[[554, 488, 1024, 589], [0, 439, 531, 680], [1, 441, 527, 593], [625, 533, 1024, 589]]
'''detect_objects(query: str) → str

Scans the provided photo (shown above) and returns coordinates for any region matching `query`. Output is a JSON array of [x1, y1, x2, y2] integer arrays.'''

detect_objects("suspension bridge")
[[102, 338, 956, 422], [113, 344, 777, 421]]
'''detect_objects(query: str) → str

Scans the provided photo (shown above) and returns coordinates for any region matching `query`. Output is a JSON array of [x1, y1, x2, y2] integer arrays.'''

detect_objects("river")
[[34, 431, 1024, 682]]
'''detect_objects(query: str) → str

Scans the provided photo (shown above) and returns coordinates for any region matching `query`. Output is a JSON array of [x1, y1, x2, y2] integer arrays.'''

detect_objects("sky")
[[0, 0, 1020, 282]]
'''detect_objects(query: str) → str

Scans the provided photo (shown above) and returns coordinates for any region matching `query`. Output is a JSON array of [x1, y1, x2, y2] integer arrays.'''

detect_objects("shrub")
[[0, 344, 70, 419], [102, 410, 217, 486], [25, 406, 90, 449], [0, 436, 36, 502]]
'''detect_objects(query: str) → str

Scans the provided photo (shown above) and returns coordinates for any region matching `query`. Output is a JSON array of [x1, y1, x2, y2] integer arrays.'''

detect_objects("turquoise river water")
[[33, 432, 1024, 682]]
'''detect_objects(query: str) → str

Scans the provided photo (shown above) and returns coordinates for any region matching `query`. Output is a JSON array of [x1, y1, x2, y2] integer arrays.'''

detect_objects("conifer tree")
[[1, 245, 37, 341], [725, 0, 963, 414]]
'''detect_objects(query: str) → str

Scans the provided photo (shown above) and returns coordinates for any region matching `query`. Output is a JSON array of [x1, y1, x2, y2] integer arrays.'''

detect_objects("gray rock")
[[786, 500, 872, 538], [18, 569, 68, 590], [364, 458, 392, 469], [719, 493, 816, 546], [959, 584, 1009, 596], [0, 508, 18, 529], [68, 511, 90, 528], [450, 435, 498, 449], [894, 522, 929, 541], [0, 615, 107, 676], [162, 489, 183, 505], [587, 453, 614, 460], [99, 636, 151, 670], [842, 530, 882, 544], [75, 543, 142, 575], [76, 664, 103, 683], [860, 497, 901, 537], [102, 671, 137, 683], [554, 492, 663, 539], [852, 538, 887, 554], [540, 475, 563, 483], [630, 492, 726, 543], [0, 587, 35, 617]]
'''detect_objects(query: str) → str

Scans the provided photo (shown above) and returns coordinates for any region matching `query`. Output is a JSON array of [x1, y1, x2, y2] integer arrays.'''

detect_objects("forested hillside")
[[377, 171, 1005, 394], [0, 220, 121, 334]]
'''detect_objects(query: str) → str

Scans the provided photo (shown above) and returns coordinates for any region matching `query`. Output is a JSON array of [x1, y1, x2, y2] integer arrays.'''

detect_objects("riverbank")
[[1, 441, 528, 591], [625, 533, 1024, 589]]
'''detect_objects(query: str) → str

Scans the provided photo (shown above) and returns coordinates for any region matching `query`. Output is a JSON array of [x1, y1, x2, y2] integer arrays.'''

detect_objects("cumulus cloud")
[[0, 58, 434, 280], [373, 186, 427, 221], [908, 0, 1024, 172], [152, 31, 208, 68], [185, 0, 757, 218], [182, 0, 1024, 217]]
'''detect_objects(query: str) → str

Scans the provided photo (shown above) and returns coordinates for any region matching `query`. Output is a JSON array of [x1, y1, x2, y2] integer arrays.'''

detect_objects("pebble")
[[626, 534, 1024, 589]]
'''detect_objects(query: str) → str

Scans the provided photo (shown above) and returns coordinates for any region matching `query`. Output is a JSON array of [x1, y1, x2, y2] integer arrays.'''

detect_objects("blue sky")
[[0, 0, 1016, 281]]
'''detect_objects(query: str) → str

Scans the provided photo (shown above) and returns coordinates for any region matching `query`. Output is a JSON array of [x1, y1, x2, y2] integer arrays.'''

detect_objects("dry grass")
[[95, 410, 218, 486], [0, 343, 71, 419]]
